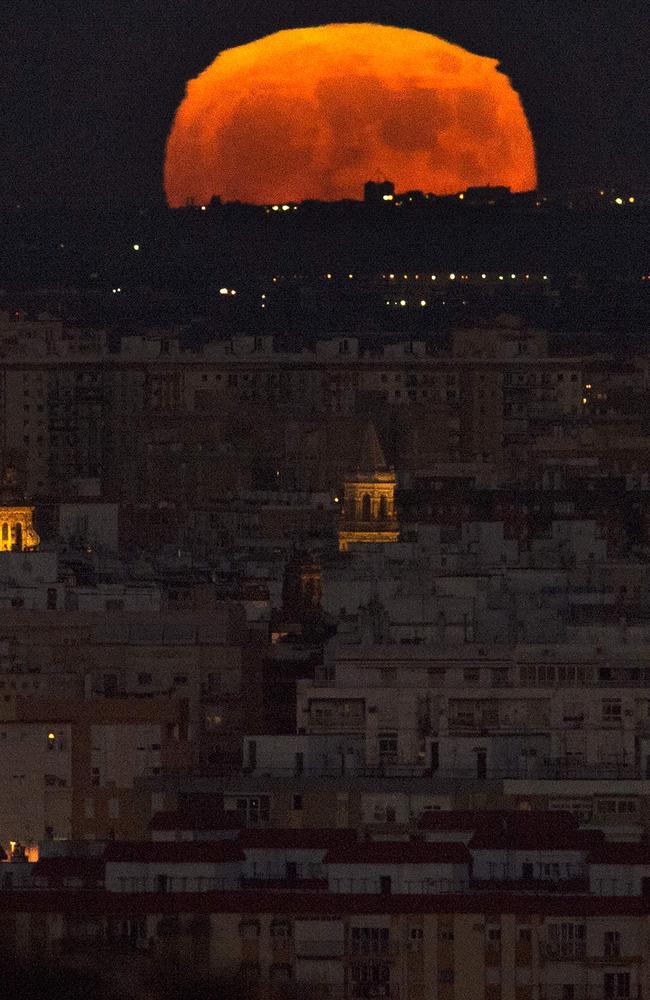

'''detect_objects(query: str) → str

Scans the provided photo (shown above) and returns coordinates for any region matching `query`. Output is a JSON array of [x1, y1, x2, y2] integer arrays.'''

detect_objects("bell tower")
[[0, 466, 40, 552], [338, 423, 399, 552]]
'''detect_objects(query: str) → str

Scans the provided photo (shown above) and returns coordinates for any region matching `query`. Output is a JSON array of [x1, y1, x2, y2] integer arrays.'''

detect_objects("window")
[[378, 733, 398, 763], [173, 675, 188, 686], [438, 928, 454, 942], [234, 795, 270, 826], [292, 794, 303, 811], [439, 970, 454, 984], [547, 923, 585, 959], [409, 927, 423, 952], [604, 972, 630, 998], [518, 927, 532, 943], [602, 699, 622, 723], [108, 798, 120, 819], [487, 927, 501, 949], [350, 960, 390, 998], [604, 930, 621, 958], [239, 920, 260, 939], [138, 673, 152, 686], [351, 927, 389, 956]]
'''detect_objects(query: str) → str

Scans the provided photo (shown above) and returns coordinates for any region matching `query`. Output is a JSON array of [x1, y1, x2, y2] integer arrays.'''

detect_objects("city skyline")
[[1, 4, 649, 998]]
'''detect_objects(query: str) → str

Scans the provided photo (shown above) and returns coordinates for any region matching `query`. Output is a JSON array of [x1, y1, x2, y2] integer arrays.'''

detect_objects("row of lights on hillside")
[[270, 272, 550, 284], [382, 272, 548, 282], [601, 192, 636, 205], [317, 272, 549, 282], [386, 299, 430, 307]]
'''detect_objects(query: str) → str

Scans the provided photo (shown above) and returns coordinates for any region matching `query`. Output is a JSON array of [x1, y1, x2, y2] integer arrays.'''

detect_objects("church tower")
[[0, 466, 40, 552], [338, 423, 399, 552]]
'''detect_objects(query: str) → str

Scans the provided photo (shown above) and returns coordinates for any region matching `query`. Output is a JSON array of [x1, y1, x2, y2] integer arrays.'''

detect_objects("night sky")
[[2, 0, 648, 206]]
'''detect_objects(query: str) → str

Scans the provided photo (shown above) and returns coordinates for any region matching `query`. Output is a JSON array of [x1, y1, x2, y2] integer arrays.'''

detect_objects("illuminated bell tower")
[[0, 466, 40, 552], [338, 423, 399, 552]]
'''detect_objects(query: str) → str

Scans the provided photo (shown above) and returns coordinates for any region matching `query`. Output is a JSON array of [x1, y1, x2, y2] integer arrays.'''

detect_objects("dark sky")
[[2, 0, 648, 205]]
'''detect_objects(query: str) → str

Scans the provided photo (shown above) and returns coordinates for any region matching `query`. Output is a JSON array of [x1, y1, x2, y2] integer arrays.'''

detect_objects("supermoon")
[[164, 23, 537, 207]]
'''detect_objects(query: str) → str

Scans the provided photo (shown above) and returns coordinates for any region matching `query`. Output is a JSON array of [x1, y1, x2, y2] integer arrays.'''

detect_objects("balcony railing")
[[540, 940, 587, 961], [329, 878, 469, 894], [295, 939, 345, 958], [540, 991, 641, 1000]]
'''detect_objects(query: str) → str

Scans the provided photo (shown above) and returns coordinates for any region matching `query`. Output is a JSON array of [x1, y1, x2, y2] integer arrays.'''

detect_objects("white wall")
[[105, 861, 241, 892], [327, 861, 468, 893]]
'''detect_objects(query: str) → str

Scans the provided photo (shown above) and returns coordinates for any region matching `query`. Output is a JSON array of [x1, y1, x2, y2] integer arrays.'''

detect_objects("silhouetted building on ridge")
[[364, 179, 395, 204]]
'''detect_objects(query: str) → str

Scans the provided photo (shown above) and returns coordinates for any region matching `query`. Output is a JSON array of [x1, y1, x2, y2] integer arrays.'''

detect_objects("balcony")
[[330, 878, 469, 894], [540, 991, 641, 1000], [295, 939, 345, 958], [540, 942, 586, 961]]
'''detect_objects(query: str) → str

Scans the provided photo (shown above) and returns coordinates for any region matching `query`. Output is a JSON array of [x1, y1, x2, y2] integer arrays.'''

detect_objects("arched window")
[[379, 496, 388, 520], [1, 523, 8, 542], [14, 522, 23, 550], [361, 494, 372, 520]]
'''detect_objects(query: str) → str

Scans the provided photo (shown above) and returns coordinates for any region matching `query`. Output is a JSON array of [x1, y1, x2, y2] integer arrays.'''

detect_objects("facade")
[[3, 812, 650, 999]]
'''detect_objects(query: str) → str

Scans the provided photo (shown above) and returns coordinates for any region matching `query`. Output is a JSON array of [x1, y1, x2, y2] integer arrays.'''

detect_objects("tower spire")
[[338, 422, 399, 552]]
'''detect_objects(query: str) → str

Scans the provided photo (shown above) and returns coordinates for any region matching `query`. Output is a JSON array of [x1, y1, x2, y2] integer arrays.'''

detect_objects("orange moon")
[[164, 23, 537, 206]]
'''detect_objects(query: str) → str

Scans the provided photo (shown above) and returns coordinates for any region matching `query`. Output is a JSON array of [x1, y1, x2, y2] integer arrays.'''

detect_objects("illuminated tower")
[[338, 423, 399, 552], [0, 466, 40, 552]]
